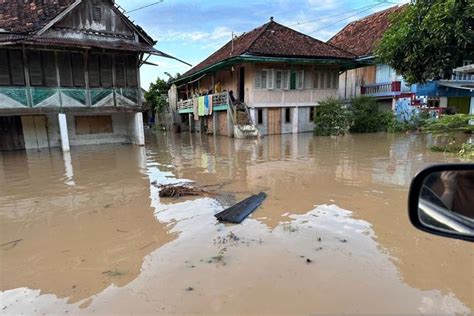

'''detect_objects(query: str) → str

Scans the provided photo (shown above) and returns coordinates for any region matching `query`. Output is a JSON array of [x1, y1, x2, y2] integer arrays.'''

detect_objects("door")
[[0, 116, 25, 150], [239, 67, 245, 102], [267, 108, 281, 135]]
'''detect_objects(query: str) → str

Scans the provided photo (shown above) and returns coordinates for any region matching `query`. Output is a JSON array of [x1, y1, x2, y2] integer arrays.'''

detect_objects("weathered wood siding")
[[338, 65, 376, 100]]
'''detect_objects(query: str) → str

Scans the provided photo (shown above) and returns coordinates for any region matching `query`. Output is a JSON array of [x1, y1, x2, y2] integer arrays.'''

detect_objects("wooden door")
[[0, 116, 25, 150], [267, 108, 281, 135]]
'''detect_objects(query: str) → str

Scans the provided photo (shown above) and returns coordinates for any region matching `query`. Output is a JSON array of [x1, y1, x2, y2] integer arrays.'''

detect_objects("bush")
[[314, 98, 350, 136], [349, 96, 387, 133]]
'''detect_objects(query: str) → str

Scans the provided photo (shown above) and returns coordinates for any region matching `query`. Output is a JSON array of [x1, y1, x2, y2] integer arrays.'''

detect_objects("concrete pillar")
[[292, 107, 299, 134], [227, 109, 234, 137], [58, 113, 70, 152], [63, 151, 75, 186], [212, 111, 217, 136], [249, 108, 256, 125], [469, 97, 474, 115], [133, 112, 145, 146]]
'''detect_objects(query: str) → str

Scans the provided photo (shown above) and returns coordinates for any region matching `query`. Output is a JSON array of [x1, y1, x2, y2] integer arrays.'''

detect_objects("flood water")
[[0, 132, 472, 315]]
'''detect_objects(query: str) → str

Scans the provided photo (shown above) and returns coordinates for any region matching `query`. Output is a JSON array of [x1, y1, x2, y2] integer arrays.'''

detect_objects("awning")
[[453, 64, 474, 74], [438, 81, 474, 91]]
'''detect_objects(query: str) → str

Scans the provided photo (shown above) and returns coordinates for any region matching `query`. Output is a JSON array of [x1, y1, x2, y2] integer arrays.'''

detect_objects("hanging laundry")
[[198, 96, 205, 116], [193, 97, 199, 120], [204, 95, 209, 115], [208, 95, 213, 115]]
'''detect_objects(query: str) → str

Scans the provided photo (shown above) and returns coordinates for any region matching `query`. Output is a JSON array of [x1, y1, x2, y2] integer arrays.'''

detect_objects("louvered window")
[[100, 55, 112, 87], [58, 53, 73, 87], [28, 51, 43, 86], [9, 50, 25, 86], [71, 53, 85, 87], [115, 56, 126, 87], [125, 55, 138, 87], [42, 52, 57, 87], [0, 50, 10, 85], [88, 54, 100, 87]]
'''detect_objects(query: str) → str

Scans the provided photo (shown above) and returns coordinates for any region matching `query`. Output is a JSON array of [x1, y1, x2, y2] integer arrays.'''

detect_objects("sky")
[[116, 0, 408, 89]]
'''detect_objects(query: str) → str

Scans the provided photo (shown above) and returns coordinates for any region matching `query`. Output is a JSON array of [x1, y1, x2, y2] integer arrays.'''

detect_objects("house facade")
[[328, 5, 411, 111], [330, 5, 474, 115], [169, 19, 356, 137], [0, 0, 180, 151]]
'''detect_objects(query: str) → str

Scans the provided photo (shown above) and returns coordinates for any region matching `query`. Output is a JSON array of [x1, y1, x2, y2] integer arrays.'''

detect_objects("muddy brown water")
[[0, 132, 472, 315]]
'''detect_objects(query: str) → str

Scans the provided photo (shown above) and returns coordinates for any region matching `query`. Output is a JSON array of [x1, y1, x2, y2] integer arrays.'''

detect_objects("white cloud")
[[158, 26, 233, 43]]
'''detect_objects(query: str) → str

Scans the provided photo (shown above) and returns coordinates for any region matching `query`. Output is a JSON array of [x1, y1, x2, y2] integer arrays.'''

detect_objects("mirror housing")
[[408, 164, 474, 242]]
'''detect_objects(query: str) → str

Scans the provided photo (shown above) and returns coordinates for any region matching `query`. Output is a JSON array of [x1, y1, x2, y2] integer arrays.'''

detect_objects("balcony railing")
[[177, 91, 230, 113], [361, 81, 401, 96]]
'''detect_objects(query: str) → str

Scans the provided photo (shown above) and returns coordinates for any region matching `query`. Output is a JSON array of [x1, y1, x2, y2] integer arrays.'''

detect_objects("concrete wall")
[[67, 113, 134, 146], [298, 107, 315, 133], [281, 107, 293, 134]]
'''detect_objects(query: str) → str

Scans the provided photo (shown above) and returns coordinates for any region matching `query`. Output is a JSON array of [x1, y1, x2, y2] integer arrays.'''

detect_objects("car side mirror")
[[408, 164, 474, 242]]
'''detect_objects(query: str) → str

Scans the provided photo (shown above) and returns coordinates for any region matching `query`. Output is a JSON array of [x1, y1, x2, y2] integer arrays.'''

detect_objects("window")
[[0, 49, 25, 86], [75, 115, 113, 135], [295, 70, 304, 89], [284, 107, 291, 123], [93, 6, 102, 21], [257, 108, 263, 124], [255, 69, 274, 89], [88, 54, 101, 87], [309, 107, 315, 122], [275, 70, 289, 89], [58, 52, 85, 87], [314, 70, 338, 89], [115, 55, 126, 87]]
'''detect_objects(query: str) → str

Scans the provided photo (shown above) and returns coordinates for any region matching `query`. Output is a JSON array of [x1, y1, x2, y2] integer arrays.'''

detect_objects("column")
[[212, 111, 217, 136], [292, 107, 299, 134], [133, 112, 145, 146], [58, 113, 70, 152]]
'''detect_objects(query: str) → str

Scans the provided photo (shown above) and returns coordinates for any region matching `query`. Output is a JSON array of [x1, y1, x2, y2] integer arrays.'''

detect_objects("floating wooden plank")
[[215, 192, 267, 224]]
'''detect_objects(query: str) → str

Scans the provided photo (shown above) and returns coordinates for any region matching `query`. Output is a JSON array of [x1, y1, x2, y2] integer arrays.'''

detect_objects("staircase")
[[228, 99, 259, 138]]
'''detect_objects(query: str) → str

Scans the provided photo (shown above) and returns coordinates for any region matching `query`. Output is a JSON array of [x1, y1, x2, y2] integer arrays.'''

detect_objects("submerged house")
[[330, 5, 474, 114], [169, 18, 356, 137], [328, 5, 410, 111], [0, 0, 182, 151]]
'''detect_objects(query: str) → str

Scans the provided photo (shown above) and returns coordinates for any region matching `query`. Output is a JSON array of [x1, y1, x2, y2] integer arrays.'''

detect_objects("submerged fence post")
[[58, 113, 70, 152]]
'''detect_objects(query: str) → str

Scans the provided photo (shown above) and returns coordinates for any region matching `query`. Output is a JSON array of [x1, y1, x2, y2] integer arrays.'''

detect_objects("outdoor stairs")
[[230, 101, 259, 138]]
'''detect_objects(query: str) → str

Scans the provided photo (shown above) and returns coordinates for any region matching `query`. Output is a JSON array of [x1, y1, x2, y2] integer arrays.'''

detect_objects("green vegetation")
[[422, 114, 474, 159], [314, 98, 350, 136], [376, 0, 473, 84], [144, 78, 169, 113], [349, 96, 389, 133]]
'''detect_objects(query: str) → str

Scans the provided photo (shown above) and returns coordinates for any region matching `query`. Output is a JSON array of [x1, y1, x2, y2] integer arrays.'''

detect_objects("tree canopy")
[[144, 78, 169, 113], [376, 0, 474, 84]]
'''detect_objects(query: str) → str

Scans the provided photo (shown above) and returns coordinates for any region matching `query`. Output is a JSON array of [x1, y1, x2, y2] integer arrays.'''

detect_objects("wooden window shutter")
[[0, 50, 11, 85], [100, 55, 113, 87], [125, 55, 138, 87], [42, 52, 57, 87], [9, 50, 25, 86], [254, 70, 261, 88], [313, 71, 319, 89], [71, 53, 85, 87], [57, 52, 73, 87], [28, 51, 44, 86], [332, 71, 338, 89], [326, 71, 332, 89], [88, 54, 100, 87], [267, 69, 274, 89], [282, 70, 289, 90], [115, 56, 126, 87], [304, 70, 312, 89]]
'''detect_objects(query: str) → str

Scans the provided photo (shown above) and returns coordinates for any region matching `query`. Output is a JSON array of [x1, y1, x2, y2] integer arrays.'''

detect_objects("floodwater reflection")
[[0, 132, 472, 315]]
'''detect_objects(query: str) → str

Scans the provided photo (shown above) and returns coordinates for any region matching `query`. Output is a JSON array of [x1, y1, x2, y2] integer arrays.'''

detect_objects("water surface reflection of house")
[[0, 0, 181, 151]]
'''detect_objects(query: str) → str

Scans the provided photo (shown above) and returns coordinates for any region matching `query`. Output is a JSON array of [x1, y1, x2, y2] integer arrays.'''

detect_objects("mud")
[[0, 132, 472, 315]]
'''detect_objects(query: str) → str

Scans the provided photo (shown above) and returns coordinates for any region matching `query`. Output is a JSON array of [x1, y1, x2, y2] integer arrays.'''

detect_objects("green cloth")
[[198, 96, 205, 116]]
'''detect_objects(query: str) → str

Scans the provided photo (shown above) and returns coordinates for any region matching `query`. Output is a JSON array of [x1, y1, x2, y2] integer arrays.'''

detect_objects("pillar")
[[227, 109, 234, 137], [440, 97, 448, 108], [292, 107, 299, 134], [58, 113, 70, 152], [133, 112, 145, 146], [212, 111, 217, 136]]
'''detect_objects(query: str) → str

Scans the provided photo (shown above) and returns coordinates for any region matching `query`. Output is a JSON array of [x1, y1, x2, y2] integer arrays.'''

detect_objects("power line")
[[307, 3, 385, 35], [290, 3, 377, 27], [126, 0, 164, 13]]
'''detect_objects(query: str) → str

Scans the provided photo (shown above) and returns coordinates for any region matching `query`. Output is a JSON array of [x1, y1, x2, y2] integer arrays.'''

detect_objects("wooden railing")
[[177, 91, 230, 112], [361, 81, 401, 95]]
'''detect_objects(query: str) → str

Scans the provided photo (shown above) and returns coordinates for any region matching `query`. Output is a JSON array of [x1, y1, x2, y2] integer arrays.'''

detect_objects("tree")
[[314, 98, 350, 136], [376, 0, 474, 84], [349, 96, 388, 133], [144, 78, 169, 113]]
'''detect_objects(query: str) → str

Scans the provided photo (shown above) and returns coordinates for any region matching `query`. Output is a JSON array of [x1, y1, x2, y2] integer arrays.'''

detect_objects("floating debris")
[[306, 258, 313, 263], [215, 192, 267, 224], [186, 287, 194, 291], [157, 184, 211, 198]]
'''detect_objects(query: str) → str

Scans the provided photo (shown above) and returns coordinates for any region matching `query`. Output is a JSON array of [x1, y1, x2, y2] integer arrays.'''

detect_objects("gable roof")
[[328, 5, 405, 57], [0, 0, 155, 44], [181, 19, 355, 78]]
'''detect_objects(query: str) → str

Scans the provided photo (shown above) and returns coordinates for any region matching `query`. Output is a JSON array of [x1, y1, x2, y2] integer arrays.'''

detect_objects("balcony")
[[361, 81, 402, 98], [177, 91, 230, 114]]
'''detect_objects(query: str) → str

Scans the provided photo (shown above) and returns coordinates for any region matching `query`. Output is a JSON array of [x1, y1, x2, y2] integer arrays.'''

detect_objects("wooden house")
[[0, 0, 183, 151], [169, 18, 356, 137]]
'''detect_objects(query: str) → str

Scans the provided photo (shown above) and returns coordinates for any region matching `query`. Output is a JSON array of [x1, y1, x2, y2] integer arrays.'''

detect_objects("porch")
[[177, 92, 230, 114], [361, 81, 402, 98]]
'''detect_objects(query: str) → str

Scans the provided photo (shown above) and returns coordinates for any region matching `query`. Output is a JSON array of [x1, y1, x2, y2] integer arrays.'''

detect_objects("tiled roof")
[[182, 19, 355, 77], [0, 0, 76, 33], [328, 5, 405, 57]]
